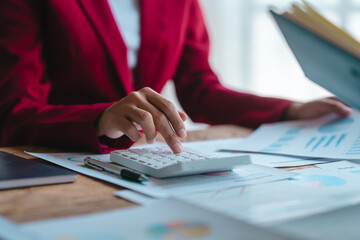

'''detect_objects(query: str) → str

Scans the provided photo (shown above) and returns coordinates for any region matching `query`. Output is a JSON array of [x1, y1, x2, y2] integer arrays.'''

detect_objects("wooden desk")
[[0, 125, 252, 223]]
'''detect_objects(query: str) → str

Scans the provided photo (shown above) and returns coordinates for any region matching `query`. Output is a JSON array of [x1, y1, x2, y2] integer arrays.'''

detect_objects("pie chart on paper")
[[290, 174, 347, 187], [146, 220, 210, 239]]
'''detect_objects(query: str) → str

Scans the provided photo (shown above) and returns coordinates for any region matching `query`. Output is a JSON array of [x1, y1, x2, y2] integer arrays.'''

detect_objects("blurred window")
[[200, 0, 360, 101]]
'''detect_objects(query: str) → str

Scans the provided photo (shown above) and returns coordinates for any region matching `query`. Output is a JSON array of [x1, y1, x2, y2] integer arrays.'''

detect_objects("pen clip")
[[84, 158, 104, 171], [84, 157, 149, 182]]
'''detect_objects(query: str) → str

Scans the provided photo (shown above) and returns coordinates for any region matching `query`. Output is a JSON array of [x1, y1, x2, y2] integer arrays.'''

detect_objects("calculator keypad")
[[110, 146, 251, 178], [112, 147, 217, 169]]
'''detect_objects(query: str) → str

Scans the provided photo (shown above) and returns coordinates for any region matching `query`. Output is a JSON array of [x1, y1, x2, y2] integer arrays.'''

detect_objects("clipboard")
[[270, 9, 360, 110]]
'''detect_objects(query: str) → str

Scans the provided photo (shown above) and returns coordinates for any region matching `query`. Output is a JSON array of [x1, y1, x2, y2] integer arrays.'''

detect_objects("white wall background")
[[161, 0, 360, 129]]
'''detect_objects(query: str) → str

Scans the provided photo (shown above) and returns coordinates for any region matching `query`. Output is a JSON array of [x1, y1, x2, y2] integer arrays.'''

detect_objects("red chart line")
[[238, 187, 246, 198]]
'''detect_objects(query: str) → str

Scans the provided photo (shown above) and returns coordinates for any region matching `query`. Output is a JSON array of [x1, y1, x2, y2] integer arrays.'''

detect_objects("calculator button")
[[129, 149, 149, 154], [177, 159, 191, 163], [113, 150, 125, 154]]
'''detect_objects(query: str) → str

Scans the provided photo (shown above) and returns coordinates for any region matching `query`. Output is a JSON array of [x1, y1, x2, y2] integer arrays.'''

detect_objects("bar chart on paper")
[[227, 111, 360, 159]]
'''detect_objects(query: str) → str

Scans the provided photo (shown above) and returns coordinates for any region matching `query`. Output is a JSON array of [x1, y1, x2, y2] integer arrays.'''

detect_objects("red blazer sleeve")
[[0, 0, 131, 153], [173, 0, 292, 129]]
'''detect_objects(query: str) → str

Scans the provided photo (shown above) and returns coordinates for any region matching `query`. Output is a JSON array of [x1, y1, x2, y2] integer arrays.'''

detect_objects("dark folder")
[[270, 10, 360, 110], [0, 151, 76, 190]]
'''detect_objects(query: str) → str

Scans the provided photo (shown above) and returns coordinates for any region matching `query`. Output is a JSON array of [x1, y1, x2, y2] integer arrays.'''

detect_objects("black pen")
[[84, 157, 149, 182]]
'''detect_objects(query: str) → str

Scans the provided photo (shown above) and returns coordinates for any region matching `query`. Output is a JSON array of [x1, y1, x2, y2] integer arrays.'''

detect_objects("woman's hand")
[[95, 87, 187, 153], [284, 97, 352, 120]]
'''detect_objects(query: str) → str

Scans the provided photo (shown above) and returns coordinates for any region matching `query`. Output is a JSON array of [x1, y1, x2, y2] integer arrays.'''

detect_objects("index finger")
[[142, 88, 187, 139]]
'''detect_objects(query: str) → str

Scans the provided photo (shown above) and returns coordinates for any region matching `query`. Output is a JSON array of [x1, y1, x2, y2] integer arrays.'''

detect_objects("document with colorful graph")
[[20, 198, 297, 240], [180, 164, 360, 225], [225, 110, 360, 159]]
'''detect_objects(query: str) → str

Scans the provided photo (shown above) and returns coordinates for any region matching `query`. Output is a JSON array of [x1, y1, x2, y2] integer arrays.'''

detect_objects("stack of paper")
[[282, 1, 360, 58], [272, 1, 360, 111], [274, 201, 360, 240], [179, 162, 360, 225]]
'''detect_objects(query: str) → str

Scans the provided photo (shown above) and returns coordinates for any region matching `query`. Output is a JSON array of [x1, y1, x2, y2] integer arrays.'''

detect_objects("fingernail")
[[147, 138, 155, 144], [172, 142, 183, 153], [178, 129, 187, 138], [345, 106, 353, 112]]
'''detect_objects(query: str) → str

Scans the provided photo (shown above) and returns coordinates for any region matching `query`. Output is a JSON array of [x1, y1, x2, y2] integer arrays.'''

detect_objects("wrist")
[[94, 111, 106, 136], [283, 102, 303, 120]]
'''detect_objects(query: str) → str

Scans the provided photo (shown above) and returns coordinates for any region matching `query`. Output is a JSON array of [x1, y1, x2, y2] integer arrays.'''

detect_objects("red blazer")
[[0, 0, 291, 153]]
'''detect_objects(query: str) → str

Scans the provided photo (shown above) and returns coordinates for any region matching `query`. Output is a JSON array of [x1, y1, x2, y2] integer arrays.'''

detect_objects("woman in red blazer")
[[0, 0, 351, 153]]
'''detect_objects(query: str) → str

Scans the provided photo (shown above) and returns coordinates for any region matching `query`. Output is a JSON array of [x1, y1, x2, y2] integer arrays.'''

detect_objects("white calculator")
[[110, 146, 251, 178]]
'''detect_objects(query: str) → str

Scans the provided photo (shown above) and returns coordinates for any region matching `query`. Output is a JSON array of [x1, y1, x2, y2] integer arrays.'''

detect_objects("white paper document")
[[274, 203, 360, 240], [27, 151, 296, 198], [316, 160, 360, 174], [224, 111, 360, 160], [113, 190, 159, 206], [183, 138, 329, 167], [20, 199, 297, 240], [180, 165, 360, 225], [0, 216, 34, 240], [242, 153, 329, 167]]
